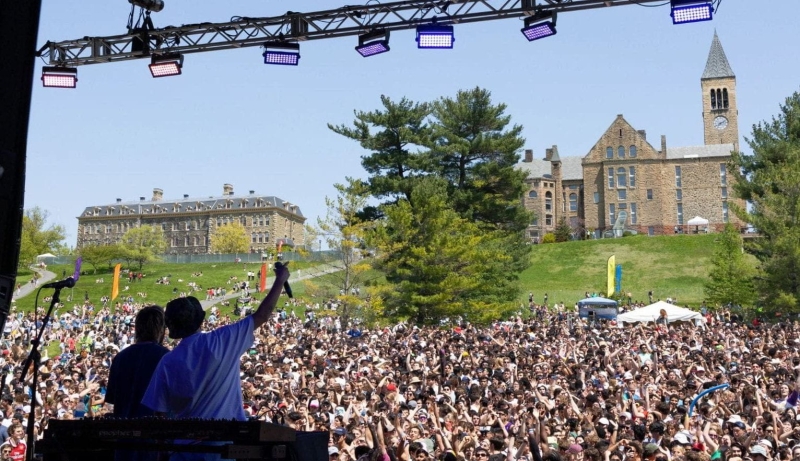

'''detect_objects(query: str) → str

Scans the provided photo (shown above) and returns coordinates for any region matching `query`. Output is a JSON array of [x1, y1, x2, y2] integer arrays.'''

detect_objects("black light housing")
[[41, 66, 78, 88]]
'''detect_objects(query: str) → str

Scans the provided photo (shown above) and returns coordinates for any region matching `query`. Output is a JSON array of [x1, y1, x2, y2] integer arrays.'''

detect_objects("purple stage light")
[[670, 1, 713, 24], [416, 24, 454, 49]]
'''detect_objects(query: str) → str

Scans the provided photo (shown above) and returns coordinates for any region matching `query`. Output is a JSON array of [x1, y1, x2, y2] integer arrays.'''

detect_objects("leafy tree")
[[18, 207, 66, 266], [78, 243, 125, 274], [119, 225, 167, 270], [328, 96, 431, 205], [554, 217, 572, 243], [731, 92, 800, 310], [210, 222, 250, 255], [314, 178, 376, 325], [370, 177, 517, 325], [704, 223, 755, 308]]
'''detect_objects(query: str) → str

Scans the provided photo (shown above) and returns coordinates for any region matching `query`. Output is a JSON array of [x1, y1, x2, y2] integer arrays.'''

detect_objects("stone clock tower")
[[701, 32, 738, 150]]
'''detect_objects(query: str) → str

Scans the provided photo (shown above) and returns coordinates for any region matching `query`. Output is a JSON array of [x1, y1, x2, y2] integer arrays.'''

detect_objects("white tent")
[[687, 216, 709, 226], [36, 253, 56, 260], [617, 301, 704, 325]]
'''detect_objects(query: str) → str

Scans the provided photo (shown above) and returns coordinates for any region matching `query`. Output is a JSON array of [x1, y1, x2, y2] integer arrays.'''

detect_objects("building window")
[[606, 147, 613, 159], [647, 189, 653, 200], [675, 165, 682, 188], [722, 88, 729, 109], [721, 187, 728, 199], [562, 193, 566, 212], [608, 168, 615, 188], [720, 163, 727, 186], [723, 201, 729, 223], [569, 193, 578, 211], [630, 203, 637, 224], [609, 204, 616, 224], [532, 216, 539, 226], [545, 192, 552, 211], [711, 89, 717, 109], [545, 214, 552, 226], [593, 192, 600, 204], [648, 226, 655, 236], [617, 167, 627, 188], [676, 189, 683, 201], [618, 189, 627, 201], [629, 145, 637, 158], [629, 167, 636, 187], [252, 233, 257, 243], [618, 146, 625, 158], [677, 203, 684, 225], [528, 190, 538, 198]]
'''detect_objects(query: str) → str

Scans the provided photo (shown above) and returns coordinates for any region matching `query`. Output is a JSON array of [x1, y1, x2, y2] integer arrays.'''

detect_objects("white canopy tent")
[[36, 253, 56, 260], [617, 301, 704, 325], [687, 216, 709, 226]]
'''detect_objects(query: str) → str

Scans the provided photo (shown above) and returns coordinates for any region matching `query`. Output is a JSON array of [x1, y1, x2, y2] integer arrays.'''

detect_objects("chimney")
[[524, 149, 533, 163], [183, 194, 189, 199], [544, 148, 552, 161], [116, 198, 122, 203], [661, 135, 667, 155], [223, 184, 234, 196], [140, 197, 146, 201], [249, 190, 255, 195], [152, 188, 163, 202], [637, 130, 646, 140]]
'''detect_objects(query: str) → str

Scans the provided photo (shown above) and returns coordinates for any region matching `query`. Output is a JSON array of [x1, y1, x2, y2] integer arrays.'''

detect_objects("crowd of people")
[[1, 270, 799, 461]]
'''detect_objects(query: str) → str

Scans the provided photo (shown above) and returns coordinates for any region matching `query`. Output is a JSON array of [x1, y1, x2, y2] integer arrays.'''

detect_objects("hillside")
[[518, 234, 753, 307]]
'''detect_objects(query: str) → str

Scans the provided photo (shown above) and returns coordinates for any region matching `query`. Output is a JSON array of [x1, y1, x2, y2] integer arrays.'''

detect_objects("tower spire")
[[702, 31, 735, 79]]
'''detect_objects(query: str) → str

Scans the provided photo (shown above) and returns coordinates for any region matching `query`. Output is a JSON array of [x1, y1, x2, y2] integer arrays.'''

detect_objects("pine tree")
[[704, 223, 755, 308]]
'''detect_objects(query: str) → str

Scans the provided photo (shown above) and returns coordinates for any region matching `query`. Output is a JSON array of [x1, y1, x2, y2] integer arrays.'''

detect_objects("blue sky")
[[28, 0, 800, 245]]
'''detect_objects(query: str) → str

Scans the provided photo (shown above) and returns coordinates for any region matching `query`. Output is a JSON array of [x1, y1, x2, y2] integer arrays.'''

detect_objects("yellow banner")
[[607, 255, 616, 297], [112, 263, 121, 301]]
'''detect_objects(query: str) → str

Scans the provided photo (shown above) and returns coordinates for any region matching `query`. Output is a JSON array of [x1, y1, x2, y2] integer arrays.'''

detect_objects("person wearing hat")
[[142, 264, 290, 457]]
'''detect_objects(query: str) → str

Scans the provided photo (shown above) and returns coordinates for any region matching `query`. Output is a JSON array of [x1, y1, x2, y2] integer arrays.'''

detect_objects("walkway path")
[[11, 267, 56, 302]]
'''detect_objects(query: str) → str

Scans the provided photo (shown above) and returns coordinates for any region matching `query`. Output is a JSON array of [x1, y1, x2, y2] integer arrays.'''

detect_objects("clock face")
[[714, 116, 728, 130]]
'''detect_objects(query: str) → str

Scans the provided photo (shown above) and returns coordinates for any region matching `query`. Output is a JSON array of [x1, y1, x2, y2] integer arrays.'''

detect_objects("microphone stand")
[[20, 287, 61, 461]]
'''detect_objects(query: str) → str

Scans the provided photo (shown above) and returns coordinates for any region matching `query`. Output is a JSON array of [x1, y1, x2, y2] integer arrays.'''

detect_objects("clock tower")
[[701, 32, 738, 149]]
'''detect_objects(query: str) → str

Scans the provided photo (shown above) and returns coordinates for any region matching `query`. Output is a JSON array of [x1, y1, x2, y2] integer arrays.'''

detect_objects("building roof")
[[665, 143, 735, 159], [702, 31, 735, 79], [517, 156, 583, 181], [79, 193, 304, 219]]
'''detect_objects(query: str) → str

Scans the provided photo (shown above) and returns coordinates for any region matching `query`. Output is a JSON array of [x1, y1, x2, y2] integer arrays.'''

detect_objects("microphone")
[[42, 277, 77, 289], [274, 262, 293, 298]]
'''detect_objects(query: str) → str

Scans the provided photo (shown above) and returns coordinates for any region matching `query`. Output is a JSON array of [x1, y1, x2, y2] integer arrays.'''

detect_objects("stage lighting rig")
[[149, 53, 183, 77], [356, 30, 390, 57], [41, 66, 78, 88], [263, 42, 300, 66], [416, 20, 454, 49], [521, 10, 557, 41], [670, 0, 713, 24], [129, 0, 164, 13]]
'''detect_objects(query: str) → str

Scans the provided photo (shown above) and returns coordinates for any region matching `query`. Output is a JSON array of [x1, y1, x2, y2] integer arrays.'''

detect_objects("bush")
[[541, 233, 556, 244], [622, 231, 633, 237]]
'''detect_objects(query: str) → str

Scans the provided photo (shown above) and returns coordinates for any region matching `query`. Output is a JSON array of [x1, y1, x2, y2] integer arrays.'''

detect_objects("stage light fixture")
[[149, 53, 183, 77], [41, 66, 78, 88], [521, 11, 557, 41], [263, 42, 301, 66], [129, 0, 164, 12], [356, 30, 390, 57], [670, 0, 713, 24], [416, 23, 454, 49]]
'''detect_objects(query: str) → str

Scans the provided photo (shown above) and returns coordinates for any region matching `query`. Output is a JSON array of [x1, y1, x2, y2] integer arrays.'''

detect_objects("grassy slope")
[[518, 234, 745, 307]]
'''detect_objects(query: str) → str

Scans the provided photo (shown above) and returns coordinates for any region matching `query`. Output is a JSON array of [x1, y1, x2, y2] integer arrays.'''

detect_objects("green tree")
[[370, 177, 517, 325], [554, 217, 572, 243], [119, 225, 167, 270], [704, 223, 755, 308], [731, 92, 800, 311], [314, 178, 376, 325], [328, 95, 431, 205], [210, 222, 250, 255], [78, 243, 125, 274], [18, 207, 66, 266]]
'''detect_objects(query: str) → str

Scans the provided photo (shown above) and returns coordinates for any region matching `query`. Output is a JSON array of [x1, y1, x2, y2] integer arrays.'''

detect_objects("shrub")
[[541, 233, 556, 244]]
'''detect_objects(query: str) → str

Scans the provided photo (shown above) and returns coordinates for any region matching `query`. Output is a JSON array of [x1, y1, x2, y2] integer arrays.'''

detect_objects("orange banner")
[[111, 263, 121, 300], [260, 263, 267, 292]]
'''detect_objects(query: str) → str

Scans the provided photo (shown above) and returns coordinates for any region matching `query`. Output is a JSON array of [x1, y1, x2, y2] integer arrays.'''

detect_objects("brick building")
[[76, 184, 306, 254], [519, 32, 745, 241]]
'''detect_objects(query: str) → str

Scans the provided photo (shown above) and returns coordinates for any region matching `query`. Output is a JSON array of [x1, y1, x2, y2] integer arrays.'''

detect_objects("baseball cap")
[[750, 446, 768, 457], [329, 447, 340, 456], [333, 427, 347, 436]]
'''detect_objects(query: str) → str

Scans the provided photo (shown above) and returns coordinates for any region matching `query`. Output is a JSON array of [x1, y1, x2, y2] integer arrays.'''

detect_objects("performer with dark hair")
[[105, 305, 169, 461], [142, 263, 290, 460]]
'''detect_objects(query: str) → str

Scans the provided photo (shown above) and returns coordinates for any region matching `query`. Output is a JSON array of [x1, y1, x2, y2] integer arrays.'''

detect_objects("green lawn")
[[518, 234, 755, 307]]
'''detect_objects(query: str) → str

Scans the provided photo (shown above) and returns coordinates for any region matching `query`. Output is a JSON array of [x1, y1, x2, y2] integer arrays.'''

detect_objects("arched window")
[[569, 193, 578, 212], [618, 146, 625, 158], [722, 88, 729, 109], [716, 89, 722, 109], [545, 192, 552, 211], [629, 145, 637, 158], [617, 167, 627, 187], [710, 89, 717, 109], [606, 147, 613, 159], [528, 190, 538, 198]]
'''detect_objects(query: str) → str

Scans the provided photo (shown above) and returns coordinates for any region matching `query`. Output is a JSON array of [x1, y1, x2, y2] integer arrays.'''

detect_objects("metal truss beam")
[[41, 0, 665, 66]]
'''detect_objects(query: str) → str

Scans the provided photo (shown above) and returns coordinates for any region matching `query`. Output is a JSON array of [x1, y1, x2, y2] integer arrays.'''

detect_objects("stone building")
[[519, 32, 745, 241], [76, 184, 306, 254]]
